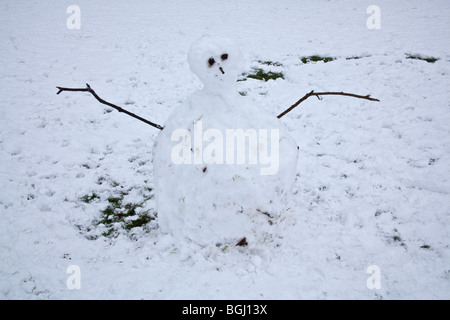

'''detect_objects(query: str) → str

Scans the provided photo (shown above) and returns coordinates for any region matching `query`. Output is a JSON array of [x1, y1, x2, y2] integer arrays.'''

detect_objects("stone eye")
[[221, 53, 228, 61], [208, 57, 215, 67]]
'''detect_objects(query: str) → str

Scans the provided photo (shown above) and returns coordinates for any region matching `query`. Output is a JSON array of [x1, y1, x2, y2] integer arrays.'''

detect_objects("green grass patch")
[[239, 59, 284, 82], [80, 193, 100, 203], [345, 55, 371, 60], [301, 55, 335, 64], [79, 185, 155, 239], [97, 190, 154, 237], [406, 54, 439, 63], [391, 229, 406, 247], [257, 60, 283, 67], [240, 68, 284, 82]]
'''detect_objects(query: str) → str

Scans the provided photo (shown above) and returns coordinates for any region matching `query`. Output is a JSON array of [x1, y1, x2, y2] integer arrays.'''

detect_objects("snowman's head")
[[188, 35, 244, 96]]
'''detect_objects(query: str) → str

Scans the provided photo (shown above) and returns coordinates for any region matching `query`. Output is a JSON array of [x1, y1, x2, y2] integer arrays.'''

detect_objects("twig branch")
[[56, 84, 379, 128], [277, 90, 380, 119], [56, 83, 164, 130]]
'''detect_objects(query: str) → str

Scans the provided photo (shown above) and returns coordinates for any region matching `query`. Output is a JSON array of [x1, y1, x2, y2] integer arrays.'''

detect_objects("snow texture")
[[0, 0, 449, 299]]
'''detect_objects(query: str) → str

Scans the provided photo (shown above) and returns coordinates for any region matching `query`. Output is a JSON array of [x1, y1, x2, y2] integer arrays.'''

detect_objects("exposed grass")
[[391, 229, 406, 248], [97, 189, 155, 237], [239, 59, 284, 82], [79, 184, 155, 239], [301, 55, 335, 64], [240, 68, 284, 82], [257, 60, 283, 67], [345, 55, 372, 60], [406, 54, 439, 63], [80, 193, 100, 203], [250, 68, 284, 81]]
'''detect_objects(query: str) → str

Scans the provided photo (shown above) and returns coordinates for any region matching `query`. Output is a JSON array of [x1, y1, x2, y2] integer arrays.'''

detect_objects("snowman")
[[152, 35, 298, 246]]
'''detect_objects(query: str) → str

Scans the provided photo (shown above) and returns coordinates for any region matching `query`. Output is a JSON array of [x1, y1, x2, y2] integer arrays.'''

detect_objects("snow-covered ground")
[[1, 0, 449, 299]]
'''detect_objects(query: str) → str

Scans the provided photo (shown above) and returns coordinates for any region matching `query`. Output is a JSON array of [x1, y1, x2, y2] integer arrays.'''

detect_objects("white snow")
[[0, 0, 449, 299]]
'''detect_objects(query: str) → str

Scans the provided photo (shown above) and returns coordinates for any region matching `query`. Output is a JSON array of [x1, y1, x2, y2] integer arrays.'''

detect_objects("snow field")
[[0, 0, 449, 299]]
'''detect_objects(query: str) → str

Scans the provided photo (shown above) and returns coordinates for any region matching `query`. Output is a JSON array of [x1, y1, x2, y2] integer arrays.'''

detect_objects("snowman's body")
[[153, 36, 298, 246]]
